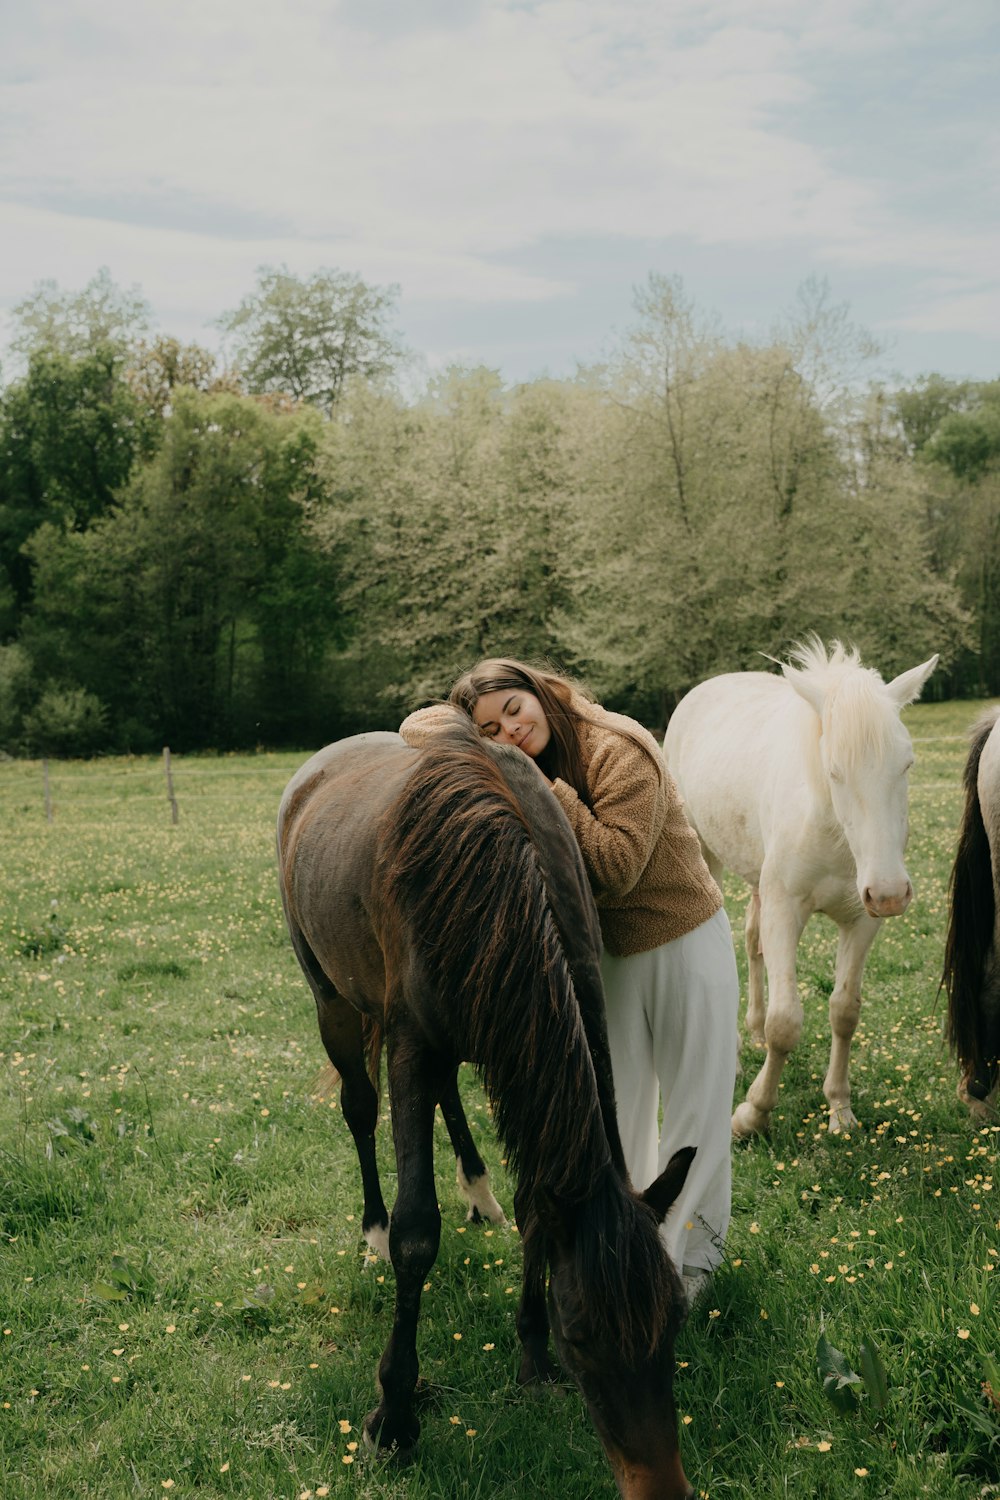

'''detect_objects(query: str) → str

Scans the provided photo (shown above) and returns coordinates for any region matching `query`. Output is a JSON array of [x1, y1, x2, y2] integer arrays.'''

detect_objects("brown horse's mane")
[[944, 707, 1000, 1083], [377, 718, 675, 1362]]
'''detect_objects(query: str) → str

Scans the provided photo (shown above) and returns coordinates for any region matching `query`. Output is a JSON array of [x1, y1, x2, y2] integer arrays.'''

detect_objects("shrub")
[[23, 684, 108, 757]]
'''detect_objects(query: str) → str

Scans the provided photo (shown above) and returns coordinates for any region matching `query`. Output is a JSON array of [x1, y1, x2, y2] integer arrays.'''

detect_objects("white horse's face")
[[820, 728, 915, 918], [790, 653, 938, 920]]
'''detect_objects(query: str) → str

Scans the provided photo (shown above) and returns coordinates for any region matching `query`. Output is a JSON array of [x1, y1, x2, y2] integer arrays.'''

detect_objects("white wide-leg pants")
[[601, 905, 739, 1273]]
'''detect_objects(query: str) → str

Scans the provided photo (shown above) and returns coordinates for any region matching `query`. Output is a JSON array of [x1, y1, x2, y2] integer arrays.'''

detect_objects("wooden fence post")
[[163, 747, 179, 824]]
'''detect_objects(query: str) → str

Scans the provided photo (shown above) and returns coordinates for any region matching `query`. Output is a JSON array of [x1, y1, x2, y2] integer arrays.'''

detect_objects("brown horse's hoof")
[[518, 1374, 571, 1402], [363, 1412, 417, 1464], [412, 1377, 444, 1411], [516, 1353, 558, 1387], [520, 1378, 559, 1401], [958, 1077, 998, 1121]]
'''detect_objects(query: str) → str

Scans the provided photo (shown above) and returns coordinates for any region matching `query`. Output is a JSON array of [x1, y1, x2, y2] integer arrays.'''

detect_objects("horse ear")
[[885, 654, 939, 707], [782, 665, 825, 718], [640, 1146, 696, 1224]]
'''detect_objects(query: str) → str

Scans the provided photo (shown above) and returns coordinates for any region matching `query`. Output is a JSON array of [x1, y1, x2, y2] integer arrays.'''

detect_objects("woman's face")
[[472, 686, 552, 760]]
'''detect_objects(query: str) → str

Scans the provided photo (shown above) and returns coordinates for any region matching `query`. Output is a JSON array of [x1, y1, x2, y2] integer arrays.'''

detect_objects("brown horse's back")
[[277, 732, 416, 1019]]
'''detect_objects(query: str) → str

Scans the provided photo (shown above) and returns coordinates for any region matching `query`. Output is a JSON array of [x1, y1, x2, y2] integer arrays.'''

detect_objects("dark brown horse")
[[943, 707, 1000, 1118], [277, 715, 696, 1500]]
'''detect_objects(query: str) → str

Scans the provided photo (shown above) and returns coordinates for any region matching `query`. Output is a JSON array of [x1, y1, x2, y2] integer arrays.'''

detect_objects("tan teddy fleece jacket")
[[398, 695, 722, 958]]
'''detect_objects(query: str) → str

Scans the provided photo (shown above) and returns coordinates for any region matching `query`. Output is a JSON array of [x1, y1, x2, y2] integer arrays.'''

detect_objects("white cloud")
[[2, 8, 846, 249], [885, 285, 1000, 339], [1, 0, 998, 374], [0, 201, 570, 343]]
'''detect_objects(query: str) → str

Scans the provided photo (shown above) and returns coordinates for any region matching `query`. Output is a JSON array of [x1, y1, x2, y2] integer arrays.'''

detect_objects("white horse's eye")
[[829, 766, 843, 784]]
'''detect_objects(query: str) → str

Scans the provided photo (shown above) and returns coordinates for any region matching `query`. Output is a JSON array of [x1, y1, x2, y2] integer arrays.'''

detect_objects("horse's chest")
[[809, 873, 864, 923], [767, 821, 856, 904]]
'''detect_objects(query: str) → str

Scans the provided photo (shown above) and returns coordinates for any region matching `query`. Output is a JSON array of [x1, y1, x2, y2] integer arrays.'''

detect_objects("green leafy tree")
[[925, 398, 1000, 482], [0, 642, 33, 752], [217, 265, 401, 414], [313, 367, 589, 715], [0, 345, 143, 621], [123, 388, 330, 745], [837, 429, 971, 680], [558, 276, 964, 715], [891, 373, 979, 456], [124, 336, 231, 440], [8, 267, 151, 366], [21, 386, 341, 748], [17, 520, 150, 747], [887, 377, 1000, 692]]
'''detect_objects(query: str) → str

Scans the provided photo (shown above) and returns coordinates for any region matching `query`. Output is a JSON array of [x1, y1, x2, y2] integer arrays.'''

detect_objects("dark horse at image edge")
[[277, 715, 697, 1500], [943, 706, 1000, 1117]]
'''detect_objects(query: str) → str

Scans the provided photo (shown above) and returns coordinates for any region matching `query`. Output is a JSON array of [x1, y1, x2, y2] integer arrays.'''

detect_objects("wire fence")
[[1, 748, 305, 821], [0, 723, 989, 823]]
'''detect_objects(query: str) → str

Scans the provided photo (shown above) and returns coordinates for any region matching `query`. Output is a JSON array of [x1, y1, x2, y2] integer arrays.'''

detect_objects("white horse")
[[664, 638, 938, 1139]]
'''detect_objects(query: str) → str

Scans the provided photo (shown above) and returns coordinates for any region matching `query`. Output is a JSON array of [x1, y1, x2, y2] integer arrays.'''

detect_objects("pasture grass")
[[1, 705, 998, 1499]]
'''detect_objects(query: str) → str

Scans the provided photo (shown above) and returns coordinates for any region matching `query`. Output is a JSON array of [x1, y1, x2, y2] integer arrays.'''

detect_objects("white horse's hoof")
[[466, 1199, 507, 1227], [827, 1107, 859, 1135], [731, 1101, 769, 1138], [364, 1222, 391, 1262], [457, 1165, 507, 1227]]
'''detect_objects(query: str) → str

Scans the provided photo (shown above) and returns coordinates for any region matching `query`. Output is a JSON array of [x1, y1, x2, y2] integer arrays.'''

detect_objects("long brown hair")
[[448, 657, 661, 809]]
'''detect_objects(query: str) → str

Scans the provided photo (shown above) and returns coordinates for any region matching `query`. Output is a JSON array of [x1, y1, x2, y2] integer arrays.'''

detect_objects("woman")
[[399, 658, 738, 1307]]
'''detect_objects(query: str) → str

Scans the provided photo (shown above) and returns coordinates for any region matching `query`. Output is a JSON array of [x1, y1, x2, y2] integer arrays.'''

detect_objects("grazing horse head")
[[782, 638, 939, 919], [540, 1150, 697, 1500], [944, 707, 1000, 1117]]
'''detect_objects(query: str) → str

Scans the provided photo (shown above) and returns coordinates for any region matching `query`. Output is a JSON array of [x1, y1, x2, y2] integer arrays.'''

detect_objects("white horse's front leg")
[[824, 915, 880, 1134], [732, 880, 807, 1139], [744, 890, 766, 1049]]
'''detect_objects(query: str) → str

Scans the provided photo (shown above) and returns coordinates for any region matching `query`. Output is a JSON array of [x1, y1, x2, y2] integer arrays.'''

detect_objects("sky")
[[2, 0, 999, 390]]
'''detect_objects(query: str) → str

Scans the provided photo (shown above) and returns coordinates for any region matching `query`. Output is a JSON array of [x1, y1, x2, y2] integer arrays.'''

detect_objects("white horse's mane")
[[782, 636, 904, 769]]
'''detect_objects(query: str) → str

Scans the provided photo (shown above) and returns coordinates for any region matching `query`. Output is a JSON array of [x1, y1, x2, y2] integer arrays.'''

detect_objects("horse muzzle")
[[608, 1452, 694, 1500], [862, 880, 912, 919]]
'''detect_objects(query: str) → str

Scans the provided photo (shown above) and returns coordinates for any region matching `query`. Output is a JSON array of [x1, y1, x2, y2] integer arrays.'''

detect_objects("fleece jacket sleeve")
[[550, 734, 667, 900]]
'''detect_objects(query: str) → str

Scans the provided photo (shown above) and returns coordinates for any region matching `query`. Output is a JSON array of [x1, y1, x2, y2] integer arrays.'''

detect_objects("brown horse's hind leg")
[[314, 992, 390, 1259], [438, 1069, 507, 1226]]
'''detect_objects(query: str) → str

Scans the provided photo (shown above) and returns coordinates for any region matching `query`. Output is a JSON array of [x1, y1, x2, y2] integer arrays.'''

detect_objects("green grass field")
[[2, 703, 998, 1499]]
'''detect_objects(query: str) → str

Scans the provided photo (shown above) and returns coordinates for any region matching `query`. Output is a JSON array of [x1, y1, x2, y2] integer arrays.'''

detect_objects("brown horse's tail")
[[943, 709, 1000, 1095], [362, 1015, 384, 1095], [311, 1016, 384, 1102]]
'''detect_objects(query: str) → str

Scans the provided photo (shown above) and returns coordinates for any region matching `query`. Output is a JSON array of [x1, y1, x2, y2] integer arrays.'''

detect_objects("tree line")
[[1, 266, 998, 756]]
